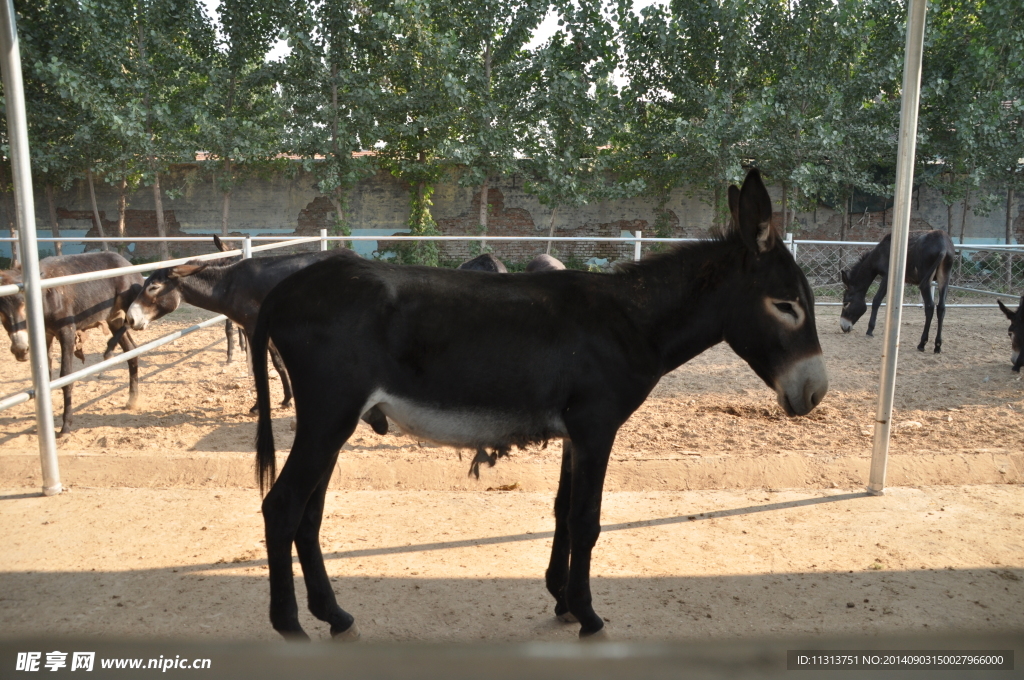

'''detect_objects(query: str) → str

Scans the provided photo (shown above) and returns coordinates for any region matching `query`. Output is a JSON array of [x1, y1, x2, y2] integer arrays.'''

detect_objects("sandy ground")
[[1, 305, 1022, 642]]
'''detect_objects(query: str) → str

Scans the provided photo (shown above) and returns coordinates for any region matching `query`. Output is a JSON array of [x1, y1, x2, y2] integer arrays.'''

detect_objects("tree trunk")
[[1006, 185, 1016, 290], [712, 184, 721, 231], [959, 185, 971, 244], [947, 201, 953, 234], [87, 169, 109, 251], [781, 181, 789, 235], [545, 205, 558, 255], [478, 175, 489, 251], [840, 192, 849, 241], [151, 170, 169, 260], [45, 183, 62, 256], [0, 158, 13, 232], [1006, 185, 1015, 245], [117, 178, 128, 247], [220, 158, 232, 236]]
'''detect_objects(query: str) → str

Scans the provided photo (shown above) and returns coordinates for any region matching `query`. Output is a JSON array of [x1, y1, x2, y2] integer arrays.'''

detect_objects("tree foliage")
[[5, 0, 1022, 254]]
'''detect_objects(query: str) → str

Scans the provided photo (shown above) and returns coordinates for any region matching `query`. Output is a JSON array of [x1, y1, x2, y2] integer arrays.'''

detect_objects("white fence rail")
[[2, 230, 1020, 494], [0, 236, 320, 419]]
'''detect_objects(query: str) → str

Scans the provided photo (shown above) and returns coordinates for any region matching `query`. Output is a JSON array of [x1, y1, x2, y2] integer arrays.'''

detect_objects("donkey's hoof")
[[580, 627, 610, 641], [933, 347, 942, 354], [917, 344, 925, 352], [556, 611, 579, 623], [331, 622, 360, 642]]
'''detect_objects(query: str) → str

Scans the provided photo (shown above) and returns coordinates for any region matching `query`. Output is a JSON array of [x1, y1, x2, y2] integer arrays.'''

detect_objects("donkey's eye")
[[774, 302, 797, 318]]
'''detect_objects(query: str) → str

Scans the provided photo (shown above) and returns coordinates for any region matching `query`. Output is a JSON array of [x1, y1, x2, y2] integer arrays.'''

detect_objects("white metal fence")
[[2, 229, 1021, 493], [790, 239, 1024, 306]]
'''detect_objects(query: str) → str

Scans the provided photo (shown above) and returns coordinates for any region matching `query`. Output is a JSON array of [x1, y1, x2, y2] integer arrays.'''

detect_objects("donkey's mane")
[[844, 243, 882, 284], [615, 228, 738, 277]]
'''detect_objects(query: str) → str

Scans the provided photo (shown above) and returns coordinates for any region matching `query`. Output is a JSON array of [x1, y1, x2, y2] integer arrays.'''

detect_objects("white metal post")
[[1, 0, 61, 495], [634, 230, 642, 261], [243, 236, 252, 260], [868, 0, 928, 496], [320, 228, 328, 251]]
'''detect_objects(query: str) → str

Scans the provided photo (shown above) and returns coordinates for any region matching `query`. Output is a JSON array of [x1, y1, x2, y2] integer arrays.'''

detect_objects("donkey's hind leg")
[[295, 474, 359, 640], [932, 266, 950, 353], [262, 400, 361, 640], [916, 277, 936, 352], [545, 440, 575, 622], [270, 342, 294, 409]]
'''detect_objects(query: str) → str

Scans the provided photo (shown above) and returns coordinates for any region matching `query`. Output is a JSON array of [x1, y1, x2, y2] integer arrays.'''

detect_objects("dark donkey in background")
[[0, 252, 142, 435], [997, 294, 1023, 372], [839, 230, 956, 353], [249, 168, 829, 641], [123, 246, 389, 434]]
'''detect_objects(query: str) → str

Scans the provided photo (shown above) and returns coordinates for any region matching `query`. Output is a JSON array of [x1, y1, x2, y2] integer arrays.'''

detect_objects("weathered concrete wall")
[[3, 163, 1021, 264]]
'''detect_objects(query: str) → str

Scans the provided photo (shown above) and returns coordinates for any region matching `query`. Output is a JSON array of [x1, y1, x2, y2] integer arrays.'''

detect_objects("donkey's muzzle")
[[9, 330, 29, 362], [775, 354, 828, 417], [839, 317, 853, 333]]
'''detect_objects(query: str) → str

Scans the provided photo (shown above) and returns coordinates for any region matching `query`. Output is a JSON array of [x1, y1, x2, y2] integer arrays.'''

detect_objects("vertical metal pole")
[[320, 228, 328, 252], [634, 230, 642, 261], [868, 0, 928, 496], [242, 236, 252, 260], [0, 0, 61, 495]]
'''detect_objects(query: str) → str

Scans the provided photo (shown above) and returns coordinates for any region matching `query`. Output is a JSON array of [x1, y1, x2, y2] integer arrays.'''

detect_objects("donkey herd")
[[1, 169, 1021, 640]]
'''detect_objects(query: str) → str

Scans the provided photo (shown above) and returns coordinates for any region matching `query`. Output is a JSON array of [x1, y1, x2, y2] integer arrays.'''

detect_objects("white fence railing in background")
[[0, 234, 319, 405], [3, 231, 1021, 492], [5, 234, 1020, 307]]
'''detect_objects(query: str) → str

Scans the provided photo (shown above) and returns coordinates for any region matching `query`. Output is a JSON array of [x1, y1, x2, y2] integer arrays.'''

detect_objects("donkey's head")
[[998, 296, 1023, 371], [838, 269, 869, 332], [126, 264, 206, 331], [0, 272, 29, 361], [720, 169, 828, 416]]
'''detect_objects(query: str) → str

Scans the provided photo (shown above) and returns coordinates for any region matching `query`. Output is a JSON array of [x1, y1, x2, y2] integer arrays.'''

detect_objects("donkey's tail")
[[252, 302, 276, 495]]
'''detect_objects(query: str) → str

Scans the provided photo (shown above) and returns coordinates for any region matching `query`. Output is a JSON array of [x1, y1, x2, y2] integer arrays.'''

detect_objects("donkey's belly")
[[362, 389, 568, 448]]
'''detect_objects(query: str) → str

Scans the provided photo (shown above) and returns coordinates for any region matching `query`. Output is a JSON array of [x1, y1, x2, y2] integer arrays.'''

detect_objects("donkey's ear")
[[736, 168, 777, 253], [168, 263, 205, 279], [213, 235, 227, 252], [998, 299, 1017, 320]]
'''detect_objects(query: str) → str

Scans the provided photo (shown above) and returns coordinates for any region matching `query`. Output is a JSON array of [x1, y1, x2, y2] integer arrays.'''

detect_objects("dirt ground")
[[1, 305, 1022, 642]]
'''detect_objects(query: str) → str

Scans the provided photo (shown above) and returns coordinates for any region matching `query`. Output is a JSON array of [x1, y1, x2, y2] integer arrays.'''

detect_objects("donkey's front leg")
[[545, 440, 575, 622], [561, 427, 615, 639], [56, 327, 77, 437], [118, 329, 140, 409], [866, 275, 888, 337]]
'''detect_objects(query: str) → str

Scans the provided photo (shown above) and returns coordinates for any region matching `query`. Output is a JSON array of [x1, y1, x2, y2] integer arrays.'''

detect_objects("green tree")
[[41, 0, 214, 260], [203, 0, 285, 236], [521, 0, 625, 255], [444, 0, 545, 251], [280, 0, 378, 242]]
